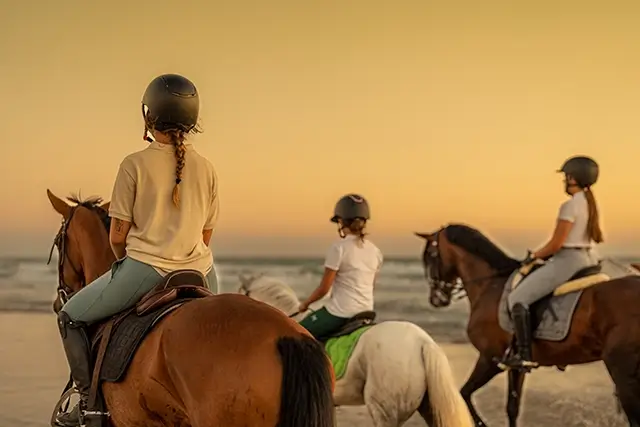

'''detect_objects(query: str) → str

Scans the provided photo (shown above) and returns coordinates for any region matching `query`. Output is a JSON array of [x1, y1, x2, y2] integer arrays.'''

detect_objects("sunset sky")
[[1, 0, 639, 256]]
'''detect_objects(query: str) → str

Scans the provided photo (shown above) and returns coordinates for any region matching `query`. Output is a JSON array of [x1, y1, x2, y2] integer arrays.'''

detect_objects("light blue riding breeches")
[[507, 248, 599, 311], [61, 257, 219, 324]]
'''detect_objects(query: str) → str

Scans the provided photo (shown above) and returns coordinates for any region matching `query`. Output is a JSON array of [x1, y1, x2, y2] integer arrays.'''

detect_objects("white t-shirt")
[[109, 141, 219, 276], [557, 190, 592, 248], [323, 235, 383, 318]]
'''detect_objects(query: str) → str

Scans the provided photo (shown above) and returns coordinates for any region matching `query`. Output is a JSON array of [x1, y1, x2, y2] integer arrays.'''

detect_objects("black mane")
[[444, 223, 520, 275]]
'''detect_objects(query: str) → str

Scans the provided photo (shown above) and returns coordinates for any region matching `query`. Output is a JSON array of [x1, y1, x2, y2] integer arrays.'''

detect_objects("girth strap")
[[88, 319, 114, 409]]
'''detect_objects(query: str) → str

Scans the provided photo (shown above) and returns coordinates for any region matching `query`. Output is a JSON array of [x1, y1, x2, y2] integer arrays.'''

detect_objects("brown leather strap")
[[88, 319, 114, 409]]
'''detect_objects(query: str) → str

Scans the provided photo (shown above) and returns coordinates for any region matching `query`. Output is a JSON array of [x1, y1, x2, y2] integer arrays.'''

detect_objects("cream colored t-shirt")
[[109, 141, 219, 276]]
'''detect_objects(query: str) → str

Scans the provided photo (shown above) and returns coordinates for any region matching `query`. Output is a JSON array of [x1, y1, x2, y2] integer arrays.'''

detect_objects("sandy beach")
[[0, 312, 626, 427]]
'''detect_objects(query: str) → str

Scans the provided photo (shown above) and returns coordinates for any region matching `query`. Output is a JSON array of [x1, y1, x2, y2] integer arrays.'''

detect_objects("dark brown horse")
[[415, 223, 640, 427], [47, 189, 336, 427]]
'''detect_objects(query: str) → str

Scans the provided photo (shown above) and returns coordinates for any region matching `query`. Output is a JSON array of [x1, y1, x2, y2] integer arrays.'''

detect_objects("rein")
[[47, 206, 82, 305], [424, 229, 517, 303], [47, 203, 112, 306]]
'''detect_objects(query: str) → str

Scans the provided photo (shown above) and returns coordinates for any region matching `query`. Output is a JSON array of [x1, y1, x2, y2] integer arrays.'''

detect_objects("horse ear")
[[238, 273, 253, 287], [100, 201, 110, 212], [414, 232, 432, 240], [47, 189, 72, 219]]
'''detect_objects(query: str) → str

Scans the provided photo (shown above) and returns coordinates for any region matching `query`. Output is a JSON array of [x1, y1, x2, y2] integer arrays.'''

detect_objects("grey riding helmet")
[[330, 194, 371, 223], [142, 74, 200, 133], [557, 155, 599, 188]]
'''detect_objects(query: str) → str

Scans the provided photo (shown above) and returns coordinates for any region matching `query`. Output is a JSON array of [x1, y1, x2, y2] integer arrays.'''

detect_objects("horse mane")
[[66, 193, 104, 209], [443, 223, 521, 275], [65, 193, 111, 229], [244, 276, 300, 316]]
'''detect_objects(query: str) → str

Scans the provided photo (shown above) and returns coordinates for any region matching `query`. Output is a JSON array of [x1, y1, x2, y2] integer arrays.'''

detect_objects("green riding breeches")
[[299, 307, 350, 339]]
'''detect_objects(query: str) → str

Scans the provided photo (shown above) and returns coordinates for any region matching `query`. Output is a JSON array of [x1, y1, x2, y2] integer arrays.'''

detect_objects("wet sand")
[[0, 313, 626, 426]]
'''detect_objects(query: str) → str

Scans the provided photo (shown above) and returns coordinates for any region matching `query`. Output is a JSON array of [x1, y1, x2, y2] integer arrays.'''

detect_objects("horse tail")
[[276, 335, 336, 427], [420, 336, 474, 427]]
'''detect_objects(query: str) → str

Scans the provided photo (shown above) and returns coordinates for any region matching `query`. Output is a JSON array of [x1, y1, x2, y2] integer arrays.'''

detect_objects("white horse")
[[237, 274, 473, 427]]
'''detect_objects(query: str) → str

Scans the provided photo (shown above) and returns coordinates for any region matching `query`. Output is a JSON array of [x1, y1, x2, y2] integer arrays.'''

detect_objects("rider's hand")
[[298, 302, 310, 313], [521, 250, 537, 266]]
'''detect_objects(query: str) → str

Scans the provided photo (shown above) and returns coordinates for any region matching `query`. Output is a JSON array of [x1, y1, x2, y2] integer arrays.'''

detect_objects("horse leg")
[[603, 337, 640, 426], [604, 359, 640, 425], [505, 370, 526, 427], [361, 361, 417, 427], [363, 377, 410, 427], [610, 381, 640, 427], [460, 356, 503, 427]]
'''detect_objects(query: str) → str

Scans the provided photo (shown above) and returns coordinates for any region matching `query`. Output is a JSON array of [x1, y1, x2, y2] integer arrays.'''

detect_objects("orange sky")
[[1, 0, 639, 256]]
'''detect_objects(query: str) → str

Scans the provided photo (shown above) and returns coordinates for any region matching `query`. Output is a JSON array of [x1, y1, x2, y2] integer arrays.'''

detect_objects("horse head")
[[46, 189, 115, 313], [238, 273, 301, 318], [414, 228, 462, 308]]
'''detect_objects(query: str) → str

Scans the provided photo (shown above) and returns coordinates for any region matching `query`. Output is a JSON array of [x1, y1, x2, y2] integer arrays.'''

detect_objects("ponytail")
[[584, 188, 603, 243], [343, 218, 368, 246]]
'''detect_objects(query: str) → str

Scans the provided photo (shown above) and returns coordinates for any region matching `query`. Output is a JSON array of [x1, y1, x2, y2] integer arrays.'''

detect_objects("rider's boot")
[[55, 312, 93, 427], [507, 303, 539, 372]]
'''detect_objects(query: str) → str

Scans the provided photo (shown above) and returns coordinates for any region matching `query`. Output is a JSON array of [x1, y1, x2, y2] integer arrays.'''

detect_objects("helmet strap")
[[141, 105, 154, 143], [143, 128, 153, 143]]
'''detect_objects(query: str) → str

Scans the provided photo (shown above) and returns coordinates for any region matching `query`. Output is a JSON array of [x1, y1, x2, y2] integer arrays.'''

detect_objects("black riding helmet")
[[142, 74, 199, 133], [330, 194, 370, 223], [557, 155, 599, 188]]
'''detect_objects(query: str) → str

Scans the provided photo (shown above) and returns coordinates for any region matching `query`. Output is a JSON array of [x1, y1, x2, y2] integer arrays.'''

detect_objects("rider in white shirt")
[[506, 155, 603, 369], [298, 194, 383, 339]]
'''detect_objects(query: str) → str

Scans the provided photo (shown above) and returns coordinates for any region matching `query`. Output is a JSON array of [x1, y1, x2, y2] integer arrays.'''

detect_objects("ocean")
[[1, 254, 638, 344]]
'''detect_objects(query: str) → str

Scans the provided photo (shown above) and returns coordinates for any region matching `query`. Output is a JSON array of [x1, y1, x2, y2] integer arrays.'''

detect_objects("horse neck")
[[454, 250, 503, 306], [74, 211, 116, 285]]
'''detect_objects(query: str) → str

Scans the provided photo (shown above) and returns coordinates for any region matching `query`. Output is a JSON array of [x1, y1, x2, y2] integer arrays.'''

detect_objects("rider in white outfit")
[[505, 155, 604, 370], [298, 194, 383, 339]]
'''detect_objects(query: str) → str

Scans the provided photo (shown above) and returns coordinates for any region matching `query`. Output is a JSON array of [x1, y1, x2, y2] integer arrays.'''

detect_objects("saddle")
[[66, 269, 213, 427], [518, 262, 604, 329], [316, 311, 377, 344], [498, 262, 607, 372]]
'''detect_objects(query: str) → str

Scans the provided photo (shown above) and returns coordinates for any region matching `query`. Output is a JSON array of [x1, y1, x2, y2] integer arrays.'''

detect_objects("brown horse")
[[46, 189, 336, 427], [414, 223, 640, 427]]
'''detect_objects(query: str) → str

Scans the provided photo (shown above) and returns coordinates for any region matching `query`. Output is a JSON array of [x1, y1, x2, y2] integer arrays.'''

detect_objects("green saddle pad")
[[324, 326, 372, 380]]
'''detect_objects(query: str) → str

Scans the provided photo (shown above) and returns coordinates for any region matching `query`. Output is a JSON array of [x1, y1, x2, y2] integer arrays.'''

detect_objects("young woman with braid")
[[55, 74, 220, 427]]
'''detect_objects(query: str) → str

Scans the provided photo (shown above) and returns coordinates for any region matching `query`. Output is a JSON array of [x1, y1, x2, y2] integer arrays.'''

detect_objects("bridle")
[[423, 229, 467, 304], [424, 228, 515, 304], [47, 204, 111, 307]]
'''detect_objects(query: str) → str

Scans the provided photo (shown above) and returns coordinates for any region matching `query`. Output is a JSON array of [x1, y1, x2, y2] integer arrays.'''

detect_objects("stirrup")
[[493, 349, 539, 373], [50, 387, 109, 427], [51, 387, 80, 427]]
